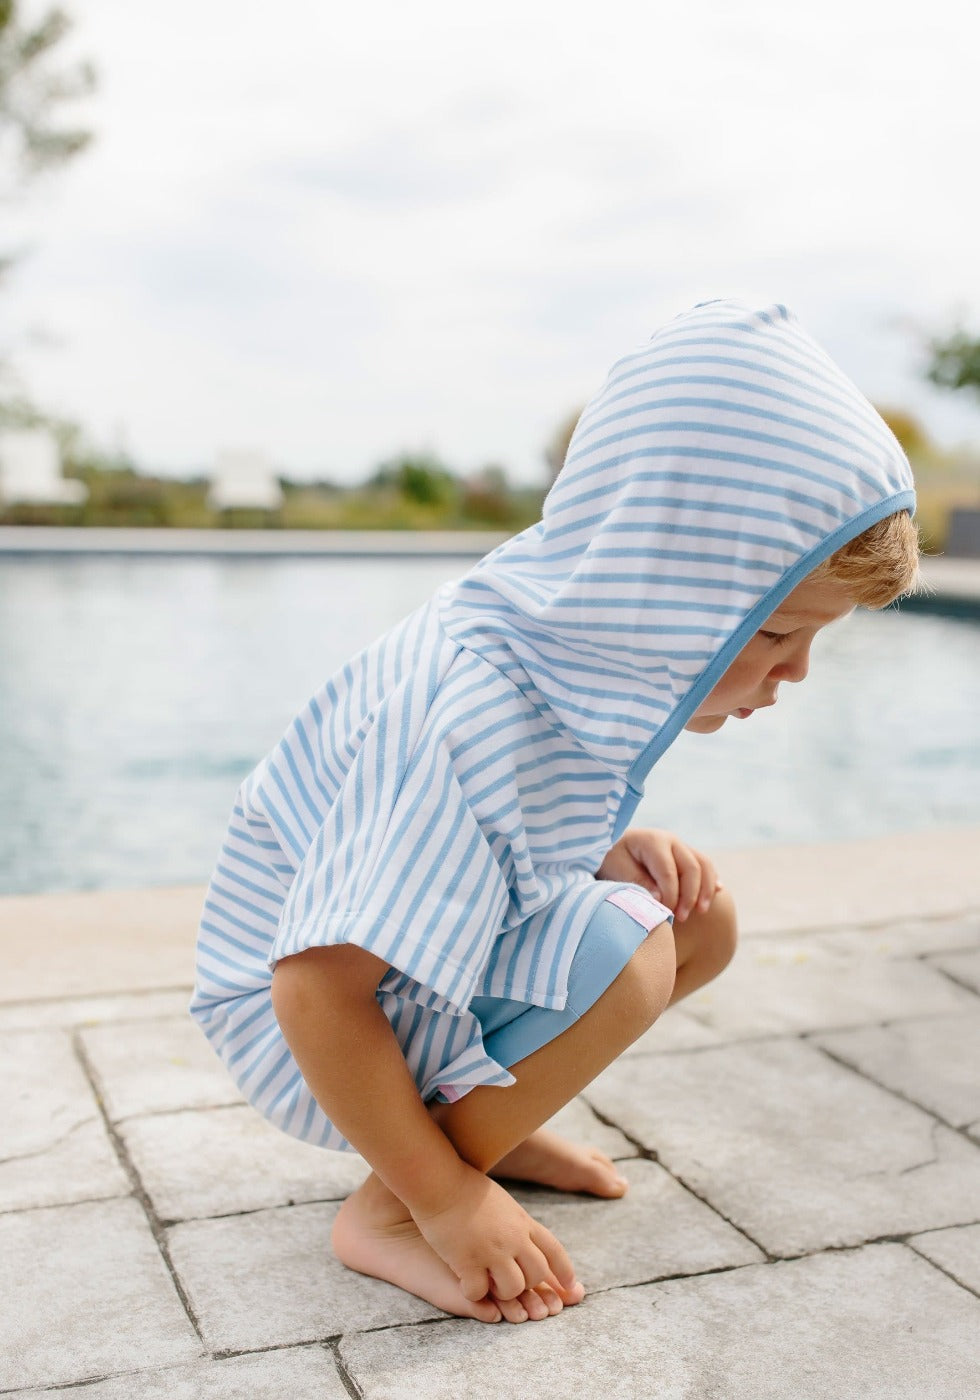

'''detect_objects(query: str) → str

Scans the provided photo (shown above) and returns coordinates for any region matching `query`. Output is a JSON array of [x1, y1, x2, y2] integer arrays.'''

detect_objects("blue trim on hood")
[[611, 488, 916, 840]]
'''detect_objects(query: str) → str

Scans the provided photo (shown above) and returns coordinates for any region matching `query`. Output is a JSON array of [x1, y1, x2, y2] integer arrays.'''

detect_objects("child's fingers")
[[633, 831, 679, 908], [512, 1242, 561, 1298], [529, 1224, 577, 1291], [458, 1266, 492, 1303], [488, 1257, 528, 1303], [694, 852, 720, 911], [673, 841, 706, 922]]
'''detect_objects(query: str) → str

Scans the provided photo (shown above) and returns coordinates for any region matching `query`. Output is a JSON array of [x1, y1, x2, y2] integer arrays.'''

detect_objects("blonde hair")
[[811, 510, 921, 610]]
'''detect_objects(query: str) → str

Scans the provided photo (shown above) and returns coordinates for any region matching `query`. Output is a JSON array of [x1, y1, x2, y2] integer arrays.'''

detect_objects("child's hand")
[[412, 1161, 579, 1305], [596, 827, 721, 923]]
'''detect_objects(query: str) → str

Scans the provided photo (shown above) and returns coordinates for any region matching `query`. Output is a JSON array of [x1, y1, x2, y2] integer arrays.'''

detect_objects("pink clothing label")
[[605, 887, 671, 930]]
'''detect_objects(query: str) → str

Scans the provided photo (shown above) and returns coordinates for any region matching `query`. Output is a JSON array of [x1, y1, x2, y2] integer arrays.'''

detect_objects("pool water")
[[2, 555, 978, 896]]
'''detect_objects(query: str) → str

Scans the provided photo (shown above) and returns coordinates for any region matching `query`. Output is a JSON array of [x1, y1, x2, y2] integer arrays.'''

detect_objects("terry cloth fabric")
[[191, 298, 916, 1150]]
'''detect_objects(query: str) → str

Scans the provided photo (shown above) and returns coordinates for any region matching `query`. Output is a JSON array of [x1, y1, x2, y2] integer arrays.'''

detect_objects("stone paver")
[[675, 932, 975, 1041], [4, 1347, 351, 1400], [79, 1018, 244, 1120], [0, 1198, 202, 1391], [0, 989, 191, 1033], [623, 1003, 723, 1055], [121, 1107, 370, 1222], [509, 1158, 763, 1289], [813, 916, 980, 960], [930, 948, 980, 994], [119, 1096, 635, 1227], [537, 1095, 640, 1159], [0, 1029, 129, 1212], [585, 1038, 980, 1256], [816, 1013, 980, 1135], [909, 1224, 980, 1296], [340, 1245, 980, 1400], [167, 1202, 441, 1352]]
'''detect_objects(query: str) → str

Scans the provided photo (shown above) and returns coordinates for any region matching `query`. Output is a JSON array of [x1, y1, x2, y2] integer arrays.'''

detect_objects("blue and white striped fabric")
[[191, 299, 915, 1149]]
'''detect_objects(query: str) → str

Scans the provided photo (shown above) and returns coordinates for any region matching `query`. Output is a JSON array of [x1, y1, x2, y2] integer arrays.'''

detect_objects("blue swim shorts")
[[434, 885, 669, 1100]]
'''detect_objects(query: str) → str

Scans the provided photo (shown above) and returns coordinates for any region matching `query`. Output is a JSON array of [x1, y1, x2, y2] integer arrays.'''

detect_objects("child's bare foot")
[[491, 1128, 630, 1197], [332, 1171, 584, 1324]]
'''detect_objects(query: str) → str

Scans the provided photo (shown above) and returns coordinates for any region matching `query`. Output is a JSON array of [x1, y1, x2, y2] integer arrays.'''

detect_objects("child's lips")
[[734, 698, 777, 718]]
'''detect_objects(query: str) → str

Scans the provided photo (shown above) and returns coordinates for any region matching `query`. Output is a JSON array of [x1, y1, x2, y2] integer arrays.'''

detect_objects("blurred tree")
[[926, 328, 980, 400], [371, 453, 459, 509], [544, 407, 583, 481], [875, 407, 931, 458], [1, 1, 95, 408], [0, 1, 94, 185], [461, 463, 515, 526]]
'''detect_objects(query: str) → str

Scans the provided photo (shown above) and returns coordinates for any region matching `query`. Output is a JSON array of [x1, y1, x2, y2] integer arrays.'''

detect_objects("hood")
[[438, 299, 915, 792]]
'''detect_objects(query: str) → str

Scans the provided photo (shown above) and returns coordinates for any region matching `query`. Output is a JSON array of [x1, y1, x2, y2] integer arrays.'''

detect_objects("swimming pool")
[[3, 554, 978, 896]]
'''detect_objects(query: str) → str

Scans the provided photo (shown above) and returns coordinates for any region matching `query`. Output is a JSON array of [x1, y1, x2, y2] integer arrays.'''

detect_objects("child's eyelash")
[[759, 630, 792, 647]]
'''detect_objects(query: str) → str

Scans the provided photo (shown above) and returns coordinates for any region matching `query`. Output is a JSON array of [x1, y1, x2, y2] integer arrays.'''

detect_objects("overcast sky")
[[4, 0, 979, 484]]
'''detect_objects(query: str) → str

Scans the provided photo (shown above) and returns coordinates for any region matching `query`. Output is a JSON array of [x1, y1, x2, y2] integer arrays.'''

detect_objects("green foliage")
[[0, 2, 96, 182], [0, 449, 547, 533], [370, 453, 460, 509], [460, 464, 522, 526], [1, 2, 95, 419], [927, 329, 980, 398]]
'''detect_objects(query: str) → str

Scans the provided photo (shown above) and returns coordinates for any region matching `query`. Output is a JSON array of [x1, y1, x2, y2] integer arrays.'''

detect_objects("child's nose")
[[775, 640, 812, 684]]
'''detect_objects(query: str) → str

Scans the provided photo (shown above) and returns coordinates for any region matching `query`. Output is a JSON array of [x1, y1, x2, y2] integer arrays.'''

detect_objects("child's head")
[[442, 299, 919, 781], [685, 510, 921, 733]]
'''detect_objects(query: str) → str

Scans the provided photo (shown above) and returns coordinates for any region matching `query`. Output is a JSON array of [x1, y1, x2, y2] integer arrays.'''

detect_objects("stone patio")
[[1, 829, 979, 1398]]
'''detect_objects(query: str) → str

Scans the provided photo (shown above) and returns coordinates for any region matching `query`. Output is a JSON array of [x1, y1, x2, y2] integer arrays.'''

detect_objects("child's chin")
[[684, 714, 728, 734]]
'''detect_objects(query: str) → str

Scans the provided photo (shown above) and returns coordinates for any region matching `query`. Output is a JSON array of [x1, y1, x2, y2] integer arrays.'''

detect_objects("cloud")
[[4, 0, 979, 480]]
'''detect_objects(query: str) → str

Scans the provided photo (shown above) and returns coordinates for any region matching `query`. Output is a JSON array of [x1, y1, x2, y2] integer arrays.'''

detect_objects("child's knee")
[[619, 920, 677, 1034], [700, 887, 739, 975]]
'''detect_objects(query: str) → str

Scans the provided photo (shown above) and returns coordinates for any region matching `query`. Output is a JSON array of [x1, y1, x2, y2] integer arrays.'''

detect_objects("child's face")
[[684, 574, 855, 733]]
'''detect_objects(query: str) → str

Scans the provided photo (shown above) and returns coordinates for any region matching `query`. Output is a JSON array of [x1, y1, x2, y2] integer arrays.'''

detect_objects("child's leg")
[[488, 885, 737, 1190], [668, 884, 738, 1006], [434, 886, 736, 1176], [333, 917, 676, 1323], [334, 890, 735, 1324]]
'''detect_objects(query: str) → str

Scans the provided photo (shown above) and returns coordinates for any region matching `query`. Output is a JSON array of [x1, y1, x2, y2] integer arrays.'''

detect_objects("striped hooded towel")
[[191, 298, 915, 1149]]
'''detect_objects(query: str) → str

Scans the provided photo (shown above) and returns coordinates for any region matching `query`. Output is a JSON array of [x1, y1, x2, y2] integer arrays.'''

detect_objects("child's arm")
[[597, 827, 722, 923], [271, 943, 576, 1304]]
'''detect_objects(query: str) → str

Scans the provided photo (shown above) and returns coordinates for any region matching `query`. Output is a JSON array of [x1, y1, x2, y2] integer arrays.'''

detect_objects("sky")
[[3, 0, 980, 486]]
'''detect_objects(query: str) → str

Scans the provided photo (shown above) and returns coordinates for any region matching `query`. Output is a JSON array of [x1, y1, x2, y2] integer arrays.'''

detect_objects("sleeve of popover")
[[268, 718, 511, 1014]]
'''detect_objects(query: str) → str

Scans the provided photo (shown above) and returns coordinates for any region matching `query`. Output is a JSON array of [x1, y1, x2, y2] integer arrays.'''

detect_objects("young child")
[[191, 298, 919, 1325]]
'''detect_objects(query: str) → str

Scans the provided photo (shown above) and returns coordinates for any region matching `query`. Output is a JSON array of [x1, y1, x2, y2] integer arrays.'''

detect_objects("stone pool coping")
[[4, 825, 979, 1006]]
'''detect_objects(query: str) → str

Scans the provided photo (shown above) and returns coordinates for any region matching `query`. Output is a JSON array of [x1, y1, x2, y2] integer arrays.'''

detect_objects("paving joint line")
[[0, 1116, 102, 1168], [71, 1029, 208, 1350], [579, 1092, 774, 1261], [0, 1189, 130, 1220], [740, 908, 980, 941], [585, 1257, 757, 1298], [798, 1004, 980, 1041], [927, 963, 980, 998], [325, 1338, 366, 1399], [812, 1040, 980, 1149], [629, 1003, 978, 1061], [904, 1239, 980, 1302], [110, 1099, 247, 1126], [580, 1097, 661, 1163], [0, 985, 193, 1012], [0, 1361, 157, 1396], [157, 1195, 354, 1228]]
